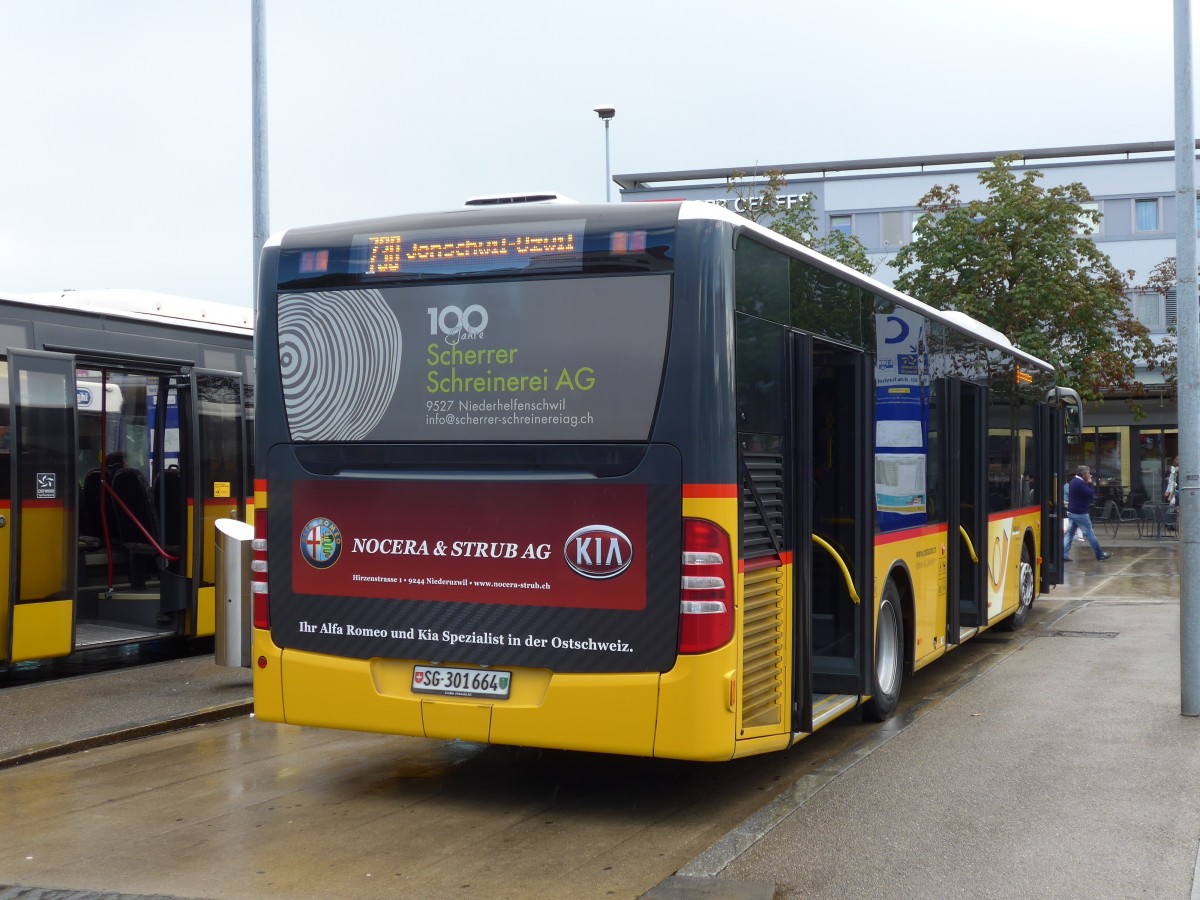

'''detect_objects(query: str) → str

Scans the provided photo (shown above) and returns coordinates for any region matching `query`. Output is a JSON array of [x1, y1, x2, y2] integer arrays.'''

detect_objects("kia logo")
[[564, 525, 633, 579]]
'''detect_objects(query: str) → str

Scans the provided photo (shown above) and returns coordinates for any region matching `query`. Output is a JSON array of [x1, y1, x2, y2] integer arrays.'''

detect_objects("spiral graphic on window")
[[278, 289, 402, 441]]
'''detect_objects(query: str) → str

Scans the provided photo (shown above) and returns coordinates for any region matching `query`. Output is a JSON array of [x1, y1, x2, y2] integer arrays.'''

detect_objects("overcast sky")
[[0, 0, 1192, 306]]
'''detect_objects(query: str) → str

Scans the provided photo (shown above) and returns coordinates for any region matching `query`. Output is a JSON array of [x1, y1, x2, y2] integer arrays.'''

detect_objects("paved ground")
[[0, 535, 1196, 899], [655, 536, 1200, 898]]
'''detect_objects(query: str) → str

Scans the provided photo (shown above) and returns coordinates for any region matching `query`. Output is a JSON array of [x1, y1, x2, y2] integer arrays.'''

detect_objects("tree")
[[726, 170, 874, 275], [889, 155, 1166, 402]]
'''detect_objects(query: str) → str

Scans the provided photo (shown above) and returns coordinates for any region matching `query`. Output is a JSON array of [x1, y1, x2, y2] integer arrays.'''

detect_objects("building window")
[[1134, 198, 1160, 232], [1165, 289, 1178, 329], [829, 214, 852, 236], [1133, 293, 1164, 331], [881, 211, 906, 248], [1076, 201, 1100, 235], [911, 212, 926, 239]]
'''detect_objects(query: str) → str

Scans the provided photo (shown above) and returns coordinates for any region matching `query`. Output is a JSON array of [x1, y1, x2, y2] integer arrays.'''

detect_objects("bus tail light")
[[679, 518, 734, 654], [252, 512, 269, 629]]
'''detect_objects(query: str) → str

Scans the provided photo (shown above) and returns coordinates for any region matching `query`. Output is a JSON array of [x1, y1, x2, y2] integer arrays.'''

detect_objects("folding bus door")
[[801, 339, 873, 726], [1036, 401, 1065, 590], [945, 378, 988, 642], [181, 369, 247, 637], [6, 350, 78, 663]]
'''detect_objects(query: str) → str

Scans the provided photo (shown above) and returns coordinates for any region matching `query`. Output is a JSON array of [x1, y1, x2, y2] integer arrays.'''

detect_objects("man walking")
[[1063, 465, 1112, 561]]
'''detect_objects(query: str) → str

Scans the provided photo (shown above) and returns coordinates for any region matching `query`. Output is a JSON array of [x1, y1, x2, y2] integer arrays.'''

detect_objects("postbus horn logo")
[[564, 525, 633, 579], [301, 517, 343, 569]]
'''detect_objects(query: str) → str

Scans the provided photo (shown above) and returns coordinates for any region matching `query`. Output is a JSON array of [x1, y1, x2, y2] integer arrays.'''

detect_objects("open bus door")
[[1037, 389, 1076, 590], [945, 378, 988, 643], [179, 369, 246, 638], [4, 350, 78, 663], [793, 338, 873, 732]]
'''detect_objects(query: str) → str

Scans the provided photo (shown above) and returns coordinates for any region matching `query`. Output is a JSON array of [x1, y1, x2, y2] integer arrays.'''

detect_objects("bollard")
[[214, 518, 255, 668]]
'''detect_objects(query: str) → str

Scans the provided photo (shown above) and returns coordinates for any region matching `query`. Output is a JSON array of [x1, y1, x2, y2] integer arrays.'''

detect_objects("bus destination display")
[[354, 221, 585, 278]]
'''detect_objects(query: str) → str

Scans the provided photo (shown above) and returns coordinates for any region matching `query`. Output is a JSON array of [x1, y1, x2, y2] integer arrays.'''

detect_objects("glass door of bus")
[[946, 378, 987, 640], [180, 369, 246, 637], [5, 350, 77, 663], [797, 338, 873, 727]]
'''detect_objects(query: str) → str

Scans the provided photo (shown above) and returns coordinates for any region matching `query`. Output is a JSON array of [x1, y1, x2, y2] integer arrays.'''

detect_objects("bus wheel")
[[1000, 543, 1036, 632], [864, 579, 903, 722]]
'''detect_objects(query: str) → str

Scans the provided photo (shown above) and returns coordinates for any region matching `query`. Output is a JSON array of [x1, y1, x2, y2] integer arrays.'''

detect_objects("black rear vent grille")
[[741, 451, 785, 559]]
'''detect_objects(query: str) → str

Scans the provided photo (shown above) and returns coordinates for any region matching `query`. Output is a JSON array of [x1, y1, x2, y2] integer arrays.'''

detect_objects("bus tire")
[[999, 542, 1036, 632], [864, 578, 903, 722]]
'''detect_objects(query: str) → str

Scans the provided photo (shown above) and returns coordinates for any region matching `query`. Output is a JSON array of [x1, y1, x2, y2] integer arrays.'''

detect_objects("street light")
[[594, 105, 615, 202]]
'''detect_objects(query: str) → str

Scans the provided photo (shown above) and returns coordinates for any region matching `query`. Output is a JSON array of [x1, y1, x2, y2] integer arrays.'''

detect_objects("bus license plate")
[[412, 665, 511, 699]]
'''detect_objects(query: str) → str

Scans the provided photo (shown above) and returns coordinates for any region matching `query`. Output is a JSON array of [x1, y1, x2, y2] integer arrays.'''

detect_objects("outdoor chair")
[[1157, 502, 1179, 539], [1101, 499, 1139, 538]]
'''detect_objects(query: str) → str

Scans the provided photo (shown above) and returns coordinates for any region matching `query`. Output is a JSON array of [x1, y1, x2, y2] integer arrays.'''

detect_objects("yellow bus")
[[251, 199, 1076, 760], [0, 289, 253, 666]]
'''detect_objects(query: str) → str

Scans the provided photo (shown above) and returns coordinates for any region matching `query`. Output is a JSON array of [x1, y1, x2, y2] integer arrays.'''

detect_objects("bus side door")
[[180, 369, 247, 637], [5, 350, 78, 663]]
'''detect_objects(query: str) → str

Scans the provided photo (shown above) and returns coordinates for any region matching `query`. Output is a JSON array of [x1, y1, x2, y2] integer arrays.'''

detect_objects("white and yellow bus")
[[0, 289, 252, 666], [250, 199, 1076, 760]]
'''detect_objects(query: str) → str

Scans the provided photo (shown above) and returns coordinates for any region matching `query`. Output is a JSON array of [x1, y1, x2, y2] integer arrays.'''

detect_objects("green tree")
[[726, 170, 874, 275], [890, 156, 1165, 402]]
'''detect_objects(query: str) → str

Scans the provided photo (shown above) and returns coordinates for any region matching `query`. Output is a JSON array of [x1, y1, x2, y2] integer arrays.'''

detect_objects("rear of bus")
[[252, 202, 747, 760]]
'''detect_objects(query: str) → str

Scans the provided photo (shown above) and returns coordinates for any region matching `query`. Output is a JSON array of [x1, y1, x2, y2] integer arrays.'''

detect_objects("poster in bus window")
[[275, 276, 671, 444], [874, 306, 929, 530]]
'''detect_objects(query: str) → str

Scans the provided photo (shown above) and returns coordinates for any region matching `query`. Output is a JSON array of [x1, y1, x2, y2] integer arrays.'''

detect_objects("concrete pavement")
[[0, 536, 1195, 898]]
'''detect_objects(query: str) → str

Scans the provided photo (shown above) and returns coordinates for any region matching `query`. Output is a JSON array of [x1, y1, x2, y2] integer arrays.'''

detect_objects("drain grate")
[[1023, 629, 1118, 639]]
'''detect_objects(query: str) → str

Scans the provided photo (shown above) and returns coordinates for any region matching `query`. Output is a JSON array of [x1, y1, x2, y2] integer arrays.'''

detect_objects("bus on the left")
[[0, 289, 253, 666]]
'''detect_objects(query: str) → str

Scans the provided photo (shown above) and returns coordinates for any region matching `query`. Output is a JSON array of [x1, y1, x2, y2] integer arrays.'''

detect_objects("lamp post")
[[593, 105, 615, 202]]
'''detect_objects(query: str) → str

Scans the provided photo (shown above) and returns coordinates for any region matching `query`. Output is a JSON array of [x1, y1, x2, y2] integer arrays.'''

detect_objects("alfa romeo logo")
[[300, 517, 343, 569]]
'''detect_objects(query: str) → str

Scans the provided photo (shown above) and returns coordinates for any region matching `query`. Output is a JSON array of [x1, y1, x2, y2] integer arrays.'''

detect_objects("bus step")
[[812, 693, 858, 730], [75, 620, 176, 649], [97, 593, 165, 629], [957, 626, 980, 643], [106, 591, 159, 601]]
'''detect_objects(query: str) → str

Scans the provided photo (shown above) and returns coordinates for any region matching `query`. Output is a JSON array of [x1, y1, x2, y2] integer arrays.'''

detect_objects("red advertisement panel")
[[291, 480, 647, 610]]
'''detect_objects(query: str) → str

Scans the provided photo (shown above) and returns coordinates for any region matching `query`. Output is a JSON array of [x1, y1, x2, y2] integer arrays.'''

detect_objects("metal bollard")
[[214, 518, 255, 668]]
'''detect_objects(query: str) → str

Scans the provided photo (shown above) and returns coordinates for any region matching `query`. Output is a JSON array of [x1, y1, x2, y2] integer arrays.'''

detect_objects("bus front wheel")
[[999, 543, 1036, 632], [864, 579, 903, 722]]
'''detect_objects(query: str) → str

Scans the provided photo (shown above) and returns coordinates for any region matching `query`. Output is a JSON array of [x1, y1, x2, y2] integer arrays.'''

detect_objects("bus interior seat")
[[110, 467, 160, 589], [80, 468, 118, 546]]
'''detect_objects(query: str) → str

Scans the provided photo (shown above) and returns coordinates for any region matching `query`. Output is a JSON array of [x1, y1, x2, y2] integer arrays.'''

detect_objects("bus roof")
[[680, 201, 1055, 374], [267, 199, 1051, 374], [0, 289, 254, 336]]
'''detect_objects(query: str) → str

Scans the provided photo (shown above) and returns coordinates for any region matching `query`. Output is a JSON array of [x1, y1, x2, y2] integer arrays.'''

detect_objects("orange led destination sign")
[[355, 221, 584, 277]]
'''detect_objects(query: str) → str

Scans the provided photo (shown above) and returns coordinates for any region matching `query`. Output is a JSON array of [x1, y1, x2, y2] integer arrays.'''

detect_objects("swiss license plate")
[[412, 665, 511, 699]]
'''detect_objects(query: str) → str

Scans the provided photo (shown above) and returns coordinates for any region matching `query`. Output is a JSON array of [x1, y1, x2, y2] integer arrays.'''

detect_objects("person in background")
[[1063, 465, 1112, 562], [1165, 456, 1179, 506]]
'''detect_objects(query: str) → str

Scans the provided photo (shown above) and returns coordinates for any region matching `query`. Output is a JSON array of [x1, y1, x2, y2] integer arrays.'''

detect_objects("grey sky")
[[0, 0, 1188, 306]]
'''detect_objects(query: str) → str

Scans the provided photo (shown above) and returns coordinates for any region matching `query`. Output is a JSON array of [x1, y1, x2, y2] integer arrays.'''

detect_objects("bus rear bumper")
[[250, 634, 742, 760]]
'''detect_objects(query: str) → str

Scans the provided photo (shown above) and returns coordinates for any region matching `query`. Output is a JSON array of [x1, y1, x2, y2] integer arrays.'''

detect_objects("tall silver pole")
[[604, 119, 612, 202], [1173, 0, 1199, 716], [251, 0, 269, 317]]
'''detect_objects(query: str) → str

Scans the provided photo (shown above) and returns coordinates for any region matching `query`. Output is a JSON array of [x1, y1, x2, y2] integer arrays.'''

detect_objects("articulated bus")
[[0, 290, 253, 667], [251, 199, 1079, 761]]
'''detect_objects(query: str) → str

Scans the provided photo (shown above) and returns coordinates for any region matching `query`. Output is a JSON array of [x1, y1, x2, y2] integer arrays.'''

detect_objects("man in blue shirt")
[[1063, 465, 1112, 561]]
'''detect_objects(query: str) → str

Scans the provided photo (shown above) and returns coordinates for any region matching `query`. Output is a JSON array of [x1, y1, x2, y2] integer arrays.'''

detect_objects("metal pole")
[[1173, 0, 1199, 716], [251, 0, 269, 317], [604, 119, 612, 202]]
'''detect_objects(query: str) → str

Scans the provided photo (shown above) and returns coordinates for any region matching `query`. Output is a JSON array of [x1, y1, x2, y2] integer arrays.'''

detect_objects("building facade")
[[616, 142, 1192, 511]]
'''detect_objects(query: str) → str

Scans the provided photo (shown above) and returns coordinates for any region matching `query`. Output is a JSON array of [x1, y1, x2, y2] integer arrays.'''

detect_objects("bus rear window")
[[277, 274, 671, 442]]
